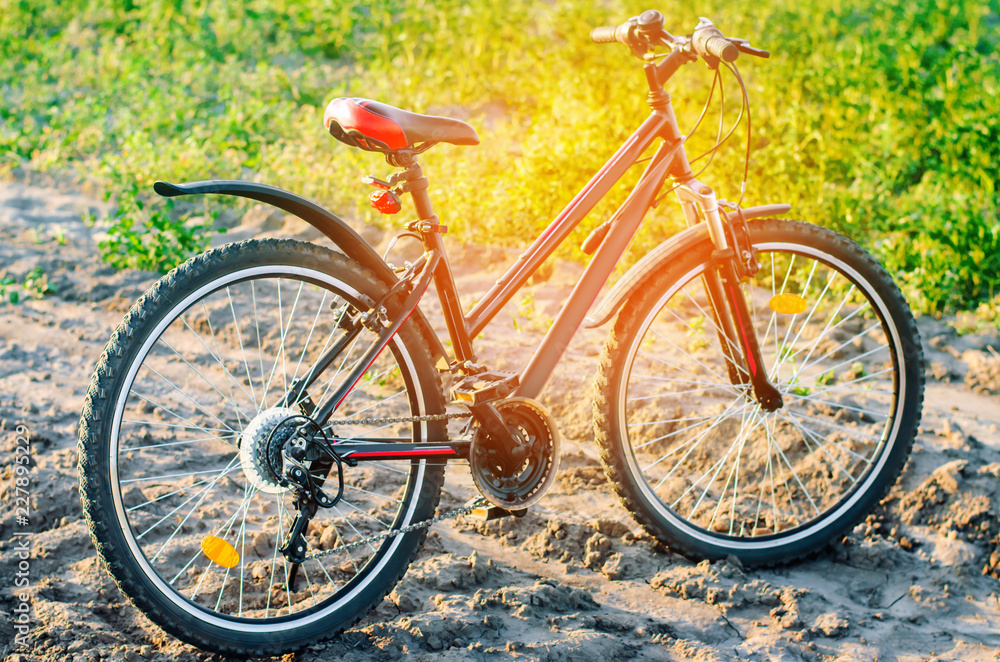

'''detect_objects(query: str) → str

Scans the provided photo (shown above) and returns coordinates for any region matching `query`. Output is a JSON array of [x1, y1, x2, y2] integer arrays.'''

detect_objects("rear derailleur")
[[239, 411, 345, 566], [280, 443, 344, 565]]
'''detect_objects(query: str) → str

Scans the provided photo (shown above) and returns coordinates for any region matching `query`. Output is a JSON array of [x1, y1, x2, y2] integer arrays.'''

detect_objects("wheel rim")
[[108, 264, 435, 630], [618, 240, 906, 549]]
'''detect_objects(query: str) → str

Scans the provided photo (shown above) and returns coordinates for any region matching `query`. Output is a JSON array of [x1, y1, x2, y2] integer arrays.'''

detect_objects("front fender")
[[154, 179, 449, 361], [584, 203, 792, 328]]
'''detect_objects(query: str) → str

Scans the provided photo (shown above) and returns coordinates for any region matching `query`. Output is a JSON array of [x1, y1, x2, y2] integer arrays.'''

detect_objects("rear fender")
[[584, 203, 791, 328], [154, 179, 449, 361]]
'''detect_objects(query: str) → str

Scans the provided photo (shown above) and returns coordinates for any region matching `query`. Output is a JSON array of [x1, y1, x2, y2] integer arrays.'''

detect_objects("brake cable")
[[724, 61, 753, 206]]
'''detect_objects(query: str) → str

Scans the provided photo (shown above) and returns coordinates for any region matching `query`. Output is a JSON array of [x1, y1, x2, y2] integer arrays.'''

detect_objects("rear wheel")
[[78, 239, 446, 655], [594, 220, 923, 565]]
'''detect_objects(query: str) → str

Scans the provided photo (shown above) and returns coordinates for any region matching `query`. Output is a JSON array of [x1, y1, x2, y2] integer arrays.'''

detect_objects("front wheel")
[[78, 239, 447, 655], [594, 220, 923, 565]]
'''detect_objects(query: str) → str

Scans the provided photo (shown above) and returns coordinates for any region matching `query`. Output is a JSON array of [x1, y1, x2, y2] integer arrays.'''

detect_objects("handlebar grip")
[[590, 25, 620, 43], [705, 35, 739, 62], [692, 25, 739, 63]]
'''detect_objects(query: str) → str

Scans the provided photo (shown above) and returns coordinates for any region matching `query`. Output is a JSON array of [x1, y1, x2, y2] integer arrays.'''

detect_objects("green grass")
[[1, 0, 998, 313], [0, 266, 54, 303]]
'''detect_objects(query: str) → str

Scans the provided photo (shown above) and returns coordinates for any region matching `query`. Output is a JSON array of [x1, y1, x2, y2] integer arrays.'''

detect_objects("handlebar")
[[590, 23, 630, 45], [590, 11, 768, 64], [692, 25, 739, 63]]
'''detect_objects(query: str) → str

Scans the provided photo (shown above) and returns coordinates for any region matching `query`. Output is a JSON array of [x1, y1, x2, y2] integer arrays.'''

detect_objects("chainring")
[[469, 397, 561, 509]]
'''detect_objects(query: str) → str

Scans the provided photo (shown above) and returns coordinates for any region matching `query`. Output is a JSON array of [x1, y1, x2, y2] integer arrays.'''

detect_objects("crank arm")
[[466, 400, 524, 464]]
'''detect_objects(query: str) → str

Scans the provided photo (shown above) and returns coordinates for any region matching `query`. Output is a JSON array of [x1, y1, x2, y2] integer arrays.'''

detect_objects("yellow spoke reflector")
[[769, 293, 808, 315], [201, 535, 240, 568]]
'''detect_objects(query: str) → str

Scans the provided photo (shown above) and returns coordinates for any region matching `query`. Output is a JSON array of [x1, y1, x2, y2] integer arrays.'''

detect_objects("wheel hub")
[[239, 407, 300, 494]]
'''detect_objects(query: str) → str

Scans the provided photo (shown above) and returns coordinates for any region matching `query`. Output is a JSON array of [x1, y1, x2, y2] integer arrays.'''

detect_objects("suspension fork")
[[701, 270, 749, 387], [677, 181, 783, 411], [709, 261, 783, 410]]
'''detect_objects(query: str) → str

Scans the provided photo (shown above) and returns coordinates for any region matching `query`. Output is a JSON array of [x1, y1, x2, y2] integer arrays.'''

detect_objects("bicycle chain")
[[328, 410, 473, 427], [305, 409, 480, 560], [306, 497, 488, 560]]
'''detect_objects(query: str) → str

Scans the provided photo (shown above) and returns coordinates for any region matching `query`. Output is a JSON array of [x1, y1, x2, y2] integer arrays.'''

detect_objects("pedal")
[[451, 370, 520, 405], [467, 499, 527, 521]]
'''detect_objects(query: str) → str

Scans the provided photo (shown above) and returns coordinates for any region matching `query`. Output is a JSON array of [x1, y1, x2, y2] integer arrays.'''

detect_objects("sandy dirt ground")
[[1, 176, 1000, 661]]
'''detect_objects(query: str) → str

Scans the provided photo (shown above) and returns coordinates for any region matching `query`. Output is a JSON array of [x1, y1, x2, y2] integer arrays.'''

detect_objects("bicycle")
[[78, 10, 924, 656]]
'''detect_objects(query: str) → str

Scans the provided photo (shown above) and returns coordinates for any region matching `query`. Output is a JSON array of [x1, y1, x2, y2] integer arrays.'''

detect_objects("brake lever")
[[729, 37, 770, 59]]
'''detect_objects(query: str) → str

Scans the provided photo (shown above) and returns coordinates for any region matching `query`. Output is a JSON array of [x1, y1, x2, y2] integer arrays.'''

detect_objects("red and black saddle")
[[324, 98, 479, 152]]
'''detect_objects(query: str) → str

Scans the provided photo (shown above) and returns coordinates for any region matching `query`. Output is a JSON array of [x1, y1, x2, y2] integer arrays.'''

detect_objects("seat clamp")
[[407, 217, 448, 234], [398, 177, 429, 193]]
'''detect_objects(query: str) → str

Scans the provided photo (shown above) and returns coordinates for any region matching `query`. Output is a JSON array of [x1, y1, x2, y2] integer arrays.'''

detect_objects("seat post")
[[393, 158, 477, 364], [395, 161, 435, 221]]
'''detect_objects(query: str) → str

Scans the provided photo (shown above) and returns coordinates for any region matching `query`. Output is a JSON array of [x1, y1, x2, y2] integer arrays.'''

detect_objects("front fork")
[[705, 263, 783, 411], [678, 183, 783, 412]]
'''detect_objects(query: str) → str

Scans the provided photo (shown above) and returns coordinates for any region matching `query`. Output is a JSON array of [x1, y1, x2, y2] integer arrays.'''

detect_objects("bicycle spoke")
[[782, 391, 889, 420], [121, 432, 239, 452], [778, 410, 875, 464], [778, 412, 859, 487], [684, 404, 760, 523], [127, 476, 215, 514], [129, 390, 236, 438], [141, 362, 239, 433], [338, 498, 393, 529], [627, 385, 735, 402], [289, 288, 329, 387], [771, 439, 821, 517], [645, 328, 732, 385], [773, 283, 857, 380], [171, 480, 256, 586], [787, 327, 885, 384], [629, 410, 736, 428], [178, 313, 257, 407], [798, 370, 894, 397], [123, 464, 237, 485], [636, 397, 746, 452], [665, 286, 748, 378], [264, 494, 284, 618], [780, 408, 883, 443], [146, 458, 242, 554], [157, 336, 250, 421], [645, 397, 750, 473], [228, 285, 260, 414], [332, 505, 379, 554], [342, 483, 403, 505], [121, 419, 232, 433], [289, 299, 350, 410], [251, 280, 268, 409], [772, 267, 836, 377]]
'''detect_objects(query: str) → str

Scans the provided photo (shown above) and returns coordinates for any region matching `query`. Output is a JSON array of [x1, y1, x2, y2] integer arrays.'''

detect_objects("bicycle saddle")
[[324, 98, 480, 152]]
